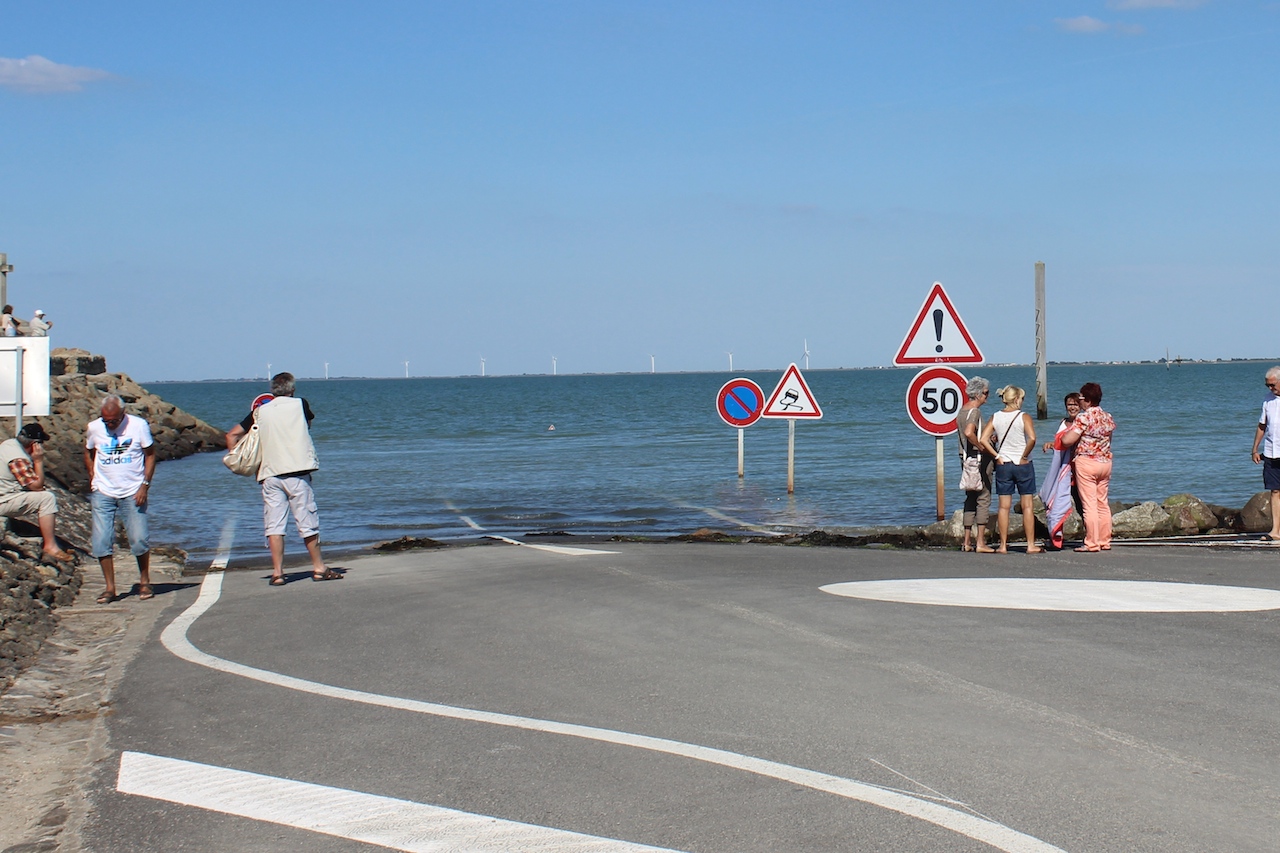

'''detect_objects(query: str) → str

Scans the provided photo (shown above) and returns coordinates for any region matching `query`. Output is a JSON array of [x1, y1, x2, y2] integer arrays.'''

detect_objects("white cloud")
[[1109, 0, 1208, 9], [1055, 15, 1112, 33], [0, 55, 112, 94], [1054, 15, 1146, 35]]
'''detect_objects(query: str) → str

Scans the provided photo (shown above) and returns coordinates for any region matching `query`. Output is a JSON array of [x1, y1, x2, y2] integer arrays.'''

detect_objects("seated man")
[[0, 423, 75, 563]]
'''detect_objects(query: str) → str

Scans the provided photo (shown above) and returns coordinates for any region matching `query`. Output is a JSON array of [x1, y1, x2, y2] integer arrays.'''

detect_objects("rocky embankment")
[[0, 349, 224, 690]]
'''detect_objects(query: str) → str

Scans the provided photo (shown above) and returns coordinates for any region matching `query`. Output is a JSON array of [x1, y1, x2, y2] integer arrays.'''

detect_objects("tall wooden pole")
[[1034, 261, 1048, 420]]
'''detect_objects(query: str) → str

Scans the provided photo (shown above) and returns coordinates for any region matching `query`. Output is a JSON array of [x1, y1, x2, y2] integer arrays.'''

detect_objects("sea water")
[[144, 361, 1272, 563]]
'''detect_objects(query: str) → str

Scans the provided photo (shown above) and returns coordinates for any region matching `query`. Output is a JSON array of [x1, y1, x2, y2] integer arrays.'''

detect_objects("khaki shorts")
[[0, 490, 58, 519]]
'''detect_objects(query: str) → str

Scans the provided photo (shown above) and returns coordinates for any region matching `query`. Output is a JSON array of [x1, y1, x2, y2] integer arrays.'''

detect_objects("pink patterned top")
[[1070, 407, 1115, 460]]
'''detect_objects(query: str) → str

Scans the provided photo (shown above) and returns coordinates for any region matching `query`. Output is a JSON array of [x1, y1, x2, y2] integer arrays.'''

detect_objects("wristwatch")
[[141, 480, 151, 486]]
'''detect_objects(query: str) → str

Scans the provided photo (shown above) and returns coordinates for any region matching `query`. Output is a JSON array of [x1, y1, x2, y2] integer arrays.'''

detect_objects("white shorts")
[[261, 474, 319, 539]]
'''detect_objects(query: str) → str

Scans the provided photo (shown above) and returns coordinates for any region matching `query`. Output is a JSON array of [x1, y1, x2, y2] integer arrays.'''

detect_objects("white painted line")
[[486, 535, 619, 556], [669, 500, 782, 537], [443, 500, 486, 531], [117, 751, 680, 852], [209, 515, 237, 571], [821, 578, 1280, 612], [160, 573, 1065, 853]]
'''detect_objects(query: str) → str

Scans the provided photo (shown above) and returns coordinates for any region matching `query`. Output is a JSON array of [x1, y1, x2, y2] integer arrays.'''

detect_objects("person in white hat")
[[28, 310, 51, 337]]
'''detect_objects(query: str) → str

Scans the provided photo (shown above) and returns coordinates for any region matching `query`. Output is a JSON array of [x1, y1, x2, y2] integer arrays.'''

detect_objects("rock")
[[670, 528, 738, 542], [1241, 492, 1273, 533], [48, 347, 105, 376], [373, 536, 446, 551], [1111, 502, 1173, 538], [1207, 503, 1245, 532], [1162, 494, 1217, 534]]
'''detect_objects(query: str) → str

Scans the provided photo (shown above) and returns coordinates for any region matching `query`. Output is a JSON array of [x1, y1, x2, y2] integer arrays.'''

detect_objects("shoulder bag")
[[223, 411, 262, 477]]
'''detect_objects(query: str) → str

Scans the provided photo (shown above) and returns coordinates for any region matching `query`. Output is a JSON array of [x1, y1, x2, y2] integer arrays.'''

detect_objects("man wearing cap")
[[225, 371, 337, 585], [0, 423, 75, 565], [28, 310, 51, 336], [84, 395, 156, 604]]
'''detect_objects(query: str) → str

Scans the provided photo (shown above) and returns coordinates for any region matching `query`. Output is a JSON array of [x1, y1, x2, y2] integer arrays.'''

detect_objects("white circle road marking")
[[155, 571, 1066, 853], [820, 578, 1280, 612]]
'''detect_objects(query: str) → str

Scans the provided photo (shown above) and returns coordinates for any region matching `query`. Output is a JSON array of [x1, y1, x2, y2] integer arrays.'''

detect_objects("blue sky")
[[1, 1, 1276, 380]]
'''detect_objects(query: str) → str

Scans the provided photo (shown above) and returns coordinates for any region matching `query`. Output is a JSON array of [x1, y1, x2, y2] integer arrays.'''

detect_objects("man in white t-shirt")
[[1251, 365, 1280, 541], [83, 395, 156, 604], [28, 310, 51, 336]]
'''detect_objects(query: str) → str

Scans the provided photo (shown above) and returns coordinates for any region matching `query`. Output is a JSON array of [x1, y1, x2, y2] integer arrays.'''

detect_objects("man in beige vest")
[[226, 372, 339, 585]]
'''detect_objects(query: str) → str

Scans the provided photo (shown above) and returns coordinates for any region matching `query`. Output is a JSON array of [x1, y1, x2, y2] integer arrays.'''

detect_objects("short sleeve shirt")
[[1070, 407, 1115, 460], [85, 414, 154, 498], [1259, 395, 1280, 458]]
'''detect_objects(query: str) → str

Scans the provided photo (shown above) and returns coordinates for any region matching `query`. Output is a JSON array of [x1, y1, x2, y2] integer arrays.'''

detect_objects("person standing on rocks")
[[0, 423, 76, 565], [84, 396, 156, 603], [1250, 365, 1280, 541], [225, 372, 339, 586]]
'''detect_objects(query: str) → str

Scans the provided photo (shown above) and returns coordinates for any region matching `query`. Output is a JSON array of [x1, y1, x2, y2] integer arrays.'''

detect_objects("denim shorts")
[[994, 460, 1036, 496], [90, 491, 149, 558]]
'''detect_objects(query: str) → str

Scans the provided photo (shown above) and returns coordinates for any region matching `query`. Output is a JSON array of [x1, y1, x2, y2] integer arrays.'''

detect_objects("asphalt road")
[[79, 540, 1280, 852]]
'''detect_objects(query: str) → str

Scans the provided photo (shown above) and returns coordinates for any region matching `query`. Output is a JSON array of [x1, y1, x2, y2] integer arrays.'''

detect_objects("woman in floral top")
[[1058, 382, 1115, 551]]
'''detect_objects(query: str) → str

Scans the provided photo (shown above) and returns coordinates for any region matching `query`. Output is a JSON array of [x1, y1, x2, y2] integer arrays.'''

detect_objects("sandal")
[[137, 584, 154, 601], [41, 549, 75, 565], [269, 575, 286, 586], [96, 590, 116, 605], [311, 569, 343, 582]]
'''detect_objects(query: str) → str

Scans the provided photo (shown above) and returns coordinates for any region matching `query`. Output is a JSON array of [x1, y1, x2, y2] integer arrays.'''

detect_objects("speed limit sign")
[[905, 366, 968, 436]]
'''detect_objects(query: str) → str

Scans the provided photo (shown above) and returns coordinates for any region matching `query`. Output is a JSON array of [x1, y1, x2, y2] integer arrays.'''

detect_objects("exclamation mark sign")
[[932, 309, 944, 353]]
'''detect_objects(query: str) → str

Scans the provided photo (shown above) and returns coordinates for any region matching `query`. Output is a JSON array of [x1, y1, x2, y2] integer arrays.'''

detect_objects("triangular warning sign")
[[893, 282, 984, 365], [761, 364, 823, 419]]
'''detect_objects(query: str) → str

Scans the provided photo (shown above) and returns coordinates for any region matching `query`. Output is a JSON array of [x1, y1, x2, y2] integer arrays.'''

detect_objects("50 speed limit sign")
[[905, 366, 968, 436]]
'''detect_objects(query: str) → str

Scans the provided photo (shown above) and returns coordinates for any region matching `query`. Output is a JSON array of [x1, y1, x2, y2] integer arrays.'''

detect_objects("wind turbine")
[[267, 363, 271, 378], [552, 356, 557, 376], [649, 354, 655, 374], [480, 356, 486, 377], [803, 339, 811, 371], [726, 352, 734, 372], [403, 361, 409, 378], [324, 362, 329, 380]]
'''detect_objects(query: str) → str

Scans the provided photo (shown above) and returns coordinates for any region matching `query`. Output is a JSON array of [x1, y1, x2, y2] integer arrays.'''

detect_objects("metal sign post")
[[761, 364, 823, 495], [904, 366, 968, 521], [716, 378, 765, 479]]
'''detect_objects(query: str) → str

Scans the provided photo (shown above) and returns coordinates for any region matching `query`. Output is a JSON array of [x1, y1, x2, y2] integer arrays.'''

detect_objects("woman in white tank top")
[[979, 386, 1041, 554]]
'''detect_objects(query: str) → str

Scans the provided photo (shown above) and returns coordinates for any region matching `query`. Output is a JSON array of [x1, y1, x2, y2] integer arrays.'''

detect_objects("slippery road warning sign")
[[894, 282, 983, 365], [762, 364, 822, 419]]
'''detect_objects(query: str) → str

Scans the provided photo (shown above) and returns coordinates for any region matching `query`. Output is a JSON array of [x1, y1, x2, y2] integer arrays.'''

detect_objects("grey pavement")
[[72, 541, 1280, 852]]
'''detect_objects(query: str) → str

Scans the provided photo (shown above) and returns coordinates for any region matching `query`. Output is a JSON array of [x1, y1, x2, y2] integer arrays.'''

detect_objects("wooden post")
[[1035, 261, 1048, 420], [935, 436, 945, 521], [737, 428, 744, 478], [787, 418, 795, 495]]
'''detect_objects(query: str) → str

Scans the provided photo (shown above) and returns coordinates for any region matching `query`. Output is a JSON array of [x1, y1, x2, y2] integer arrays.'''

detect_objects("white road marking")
[[670, 500, 782, 537], [158, 572, 1065, 853], [117, 751, 681, 852], [486, 535, 619, 556], [209, 515, 237, 571], [443, 500, 485, 531], [821, 577, 1280, 612]]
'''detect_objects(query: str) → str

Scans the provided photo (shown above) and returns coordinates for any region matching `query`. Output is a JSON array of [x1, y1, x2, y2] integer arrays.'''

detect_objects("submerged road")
[[81, 540, 1280, 852]]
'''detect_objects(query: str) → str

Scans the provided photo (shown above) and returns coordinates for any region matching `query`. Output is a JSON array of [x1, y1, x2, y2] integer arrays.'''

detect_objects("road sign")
[[893, 282, 983, 365], [905, 366, 967, 436], [762, 364, 822, 419], [716, 378, 765, 428]]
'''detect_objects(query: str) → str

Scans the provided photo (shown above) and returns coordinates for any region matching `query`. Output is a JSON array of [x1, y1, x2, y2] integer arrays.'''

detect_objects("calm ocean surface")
[[145, 362, 1271, 563]]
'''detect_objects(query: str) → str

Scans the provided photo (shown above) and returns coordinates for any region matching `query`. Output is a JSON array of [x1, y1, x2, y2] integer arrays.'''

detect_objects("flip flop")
[[137, 584, 154, 601], [269, 575, 286, 586], [96, 590, 116, 605]]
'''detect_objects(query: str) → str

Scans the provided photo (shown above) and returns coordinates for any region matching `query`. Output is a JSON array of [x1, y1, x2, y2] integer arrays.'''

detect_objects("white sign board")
[[893, 282, 983, 365], [0, 337, 51, 417], [761, 363, 823, 419]]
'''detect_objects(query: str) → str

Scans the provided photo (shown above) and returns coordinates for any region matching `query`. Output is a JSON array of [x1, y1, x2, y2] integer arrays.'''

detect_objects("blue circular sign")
[[717, 378, 765, 428]]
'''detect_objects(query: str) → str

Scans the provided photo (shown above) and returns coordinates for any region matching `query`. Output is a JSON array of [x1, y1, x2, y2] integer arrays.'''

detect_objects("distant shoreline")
[[144, 357, 1279, 385]]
